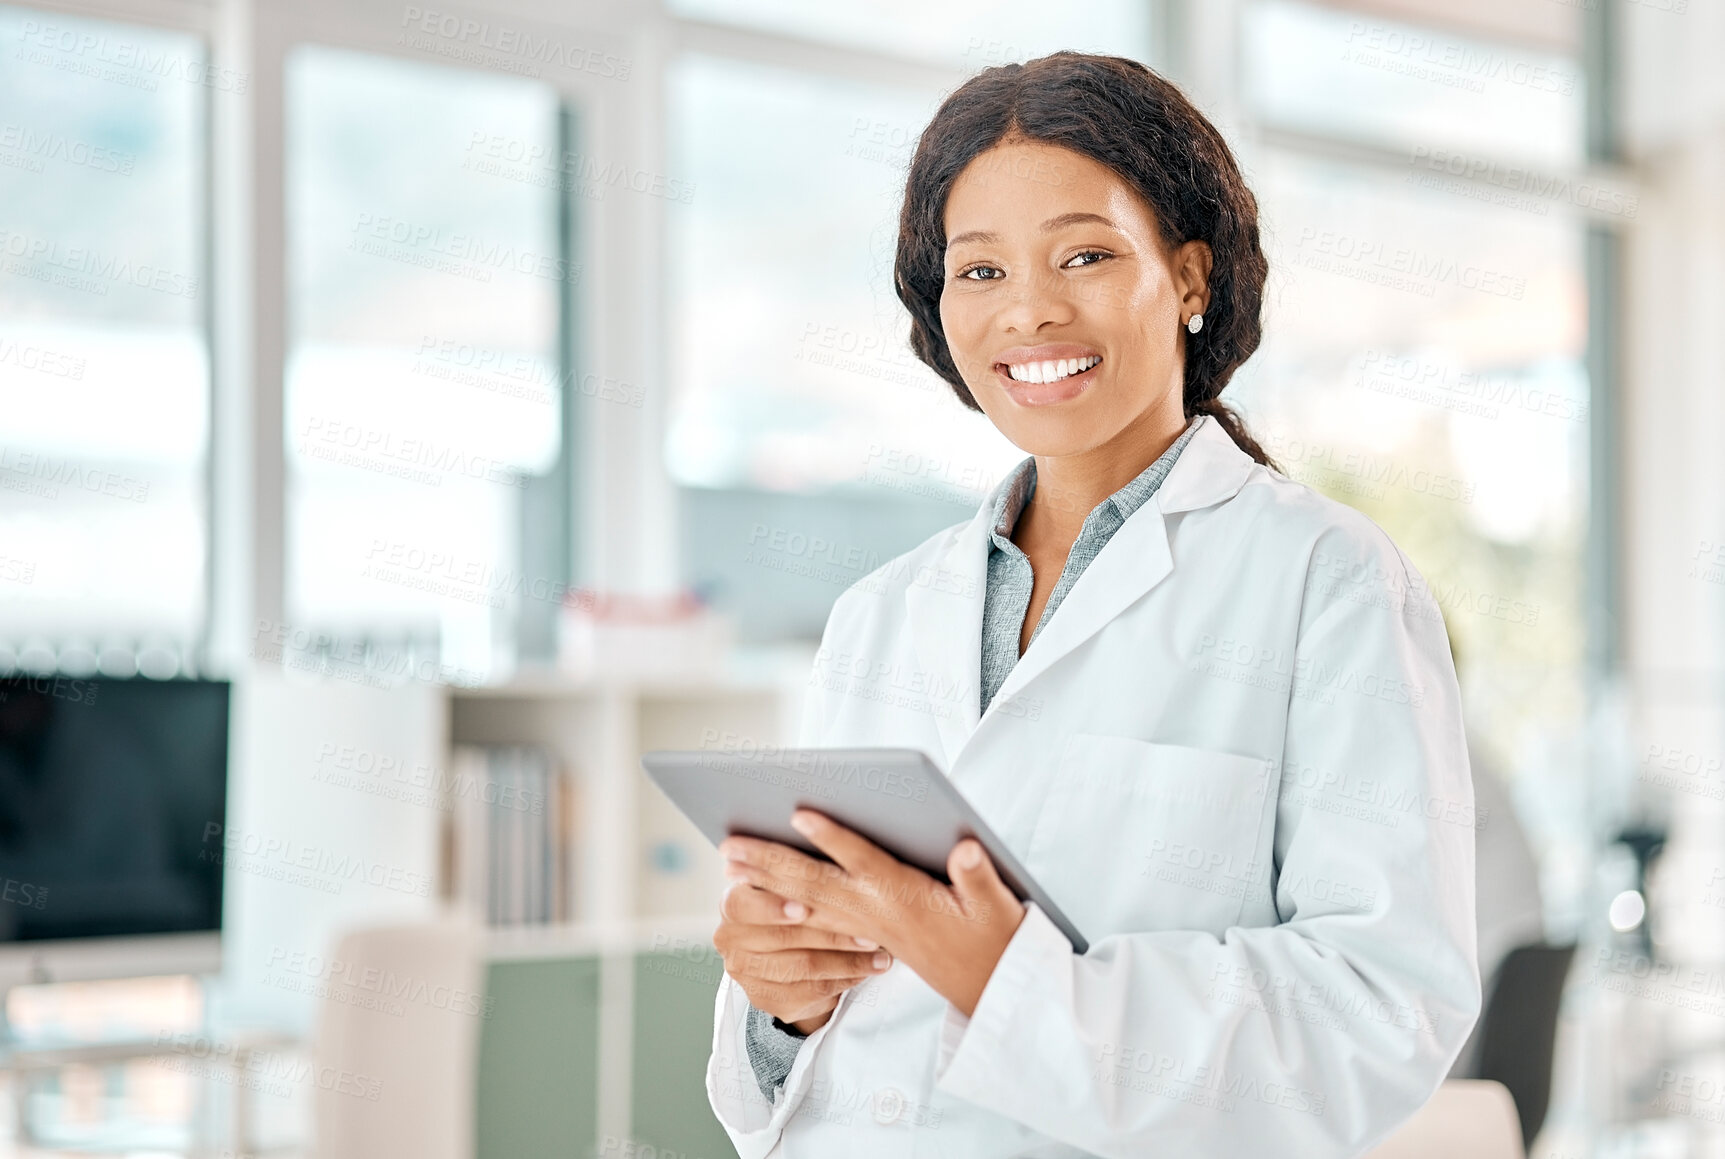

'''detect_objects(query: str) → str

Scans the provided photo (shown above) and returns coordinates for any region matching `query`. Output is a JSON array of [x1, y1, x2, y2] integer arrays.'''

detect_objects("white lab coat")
[[706, 414, 1481, 1158]]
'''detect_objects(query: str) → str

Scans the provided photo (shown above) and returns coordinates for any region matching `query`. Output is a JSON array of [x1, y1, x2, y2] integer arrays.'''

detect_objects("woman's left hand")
[[718, 809, 1026, 1019]]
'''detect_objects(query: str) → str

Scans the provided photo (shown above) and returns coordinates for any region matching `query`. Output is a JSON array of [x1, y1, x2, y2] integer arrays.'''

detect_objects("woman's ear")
[[1174, 239, 1214, 321]]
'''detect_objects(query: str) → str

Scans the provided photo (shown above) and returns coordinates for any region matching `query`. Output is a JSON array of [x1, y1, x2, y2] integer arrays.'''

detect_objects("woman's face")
[[939, 137, 1210, 458]]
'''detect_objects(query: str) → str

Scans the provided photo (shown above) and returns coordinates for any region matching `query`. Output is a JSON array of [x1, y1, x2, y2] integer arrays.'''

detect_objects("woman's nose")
[[995, 268, 1079, 332]]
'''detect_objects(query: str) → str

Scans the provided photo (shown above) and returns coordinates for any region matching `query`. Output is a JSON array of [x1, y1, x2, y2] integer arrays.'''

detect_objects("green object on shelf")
[[475, 948, 737, 1159], [632, 948, 738, 1159], [476, 957, 602, 1159]]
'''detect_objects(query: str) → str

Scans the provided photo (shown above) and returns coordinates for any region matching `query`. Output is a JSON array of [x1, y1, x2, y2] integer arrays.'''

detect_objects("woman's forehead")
[[944, 144, 1156, 242]]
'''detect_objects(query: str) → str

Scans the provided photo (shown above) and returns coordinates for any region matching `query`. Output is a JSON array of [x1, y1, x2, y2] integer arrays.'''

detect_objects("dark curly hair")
[[893, 51, 1274, 467]]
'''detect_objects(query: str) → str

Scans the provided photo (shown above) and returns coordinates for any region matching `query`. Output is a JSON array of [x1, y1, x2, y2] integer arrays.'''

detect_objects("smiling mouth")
[[995, 355, 1102, 385]]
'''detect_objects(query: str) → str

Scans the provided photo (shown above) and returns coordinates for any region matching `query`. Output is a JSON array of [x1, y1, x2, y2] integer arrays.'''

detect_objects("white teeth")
[[1006, 355, 1100, 384]]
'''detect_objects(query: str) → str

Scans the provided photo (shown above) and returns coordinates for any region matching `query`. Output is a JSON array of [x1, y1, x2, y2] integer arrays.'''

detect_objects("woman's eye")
[[1065, 250, 1110, 268], [959, 265, 1002, 281]]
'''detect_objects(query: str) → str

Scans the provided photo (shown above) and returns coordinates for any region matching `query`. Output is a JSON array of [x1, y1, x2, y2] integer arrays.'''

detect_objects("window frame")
[[15, 0, 1628, 668]]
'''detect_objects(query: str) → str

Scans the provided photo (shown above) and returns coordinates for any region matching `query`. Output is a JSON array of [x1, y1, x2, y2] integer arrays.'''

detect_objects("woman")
[[706, 52, 1479, 1157]]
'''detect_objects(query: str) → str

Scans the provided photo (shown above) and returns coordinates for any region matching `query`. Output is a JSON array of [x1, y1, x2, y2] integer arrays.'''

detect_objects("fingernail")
[[789, 812, 815, 835], [783, 900, 806, 920], [852, 936, 877, 950], [872, 952, 891, 971], [957, 841, 982, 869]]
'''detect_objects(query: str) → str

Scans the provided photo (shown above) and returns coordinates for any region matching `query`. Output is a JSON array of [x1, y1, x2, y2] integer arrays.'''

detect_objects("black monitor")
[[0, 676, 229, 950]]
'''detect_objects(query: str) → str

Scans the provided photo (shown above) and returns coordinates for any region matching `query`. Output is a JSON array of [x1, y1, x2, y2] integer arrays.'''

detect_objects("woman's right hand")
[[714, 879, 894, 1033]]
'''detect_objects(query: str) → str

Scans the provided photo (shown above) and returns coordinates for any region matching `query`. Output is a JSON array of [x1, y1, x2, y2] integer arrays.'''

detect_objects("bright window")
[[665, 54, 1020, 502], [0, 5, 209, 666], [1244, 0, 1585, 168], [284, 47, 564, 676]]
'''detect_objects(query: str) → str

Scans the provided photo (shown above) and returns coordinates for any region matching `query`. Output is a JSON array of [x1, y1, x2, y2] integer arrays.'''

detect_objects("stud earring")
[[1186, 313, 1204, 335]]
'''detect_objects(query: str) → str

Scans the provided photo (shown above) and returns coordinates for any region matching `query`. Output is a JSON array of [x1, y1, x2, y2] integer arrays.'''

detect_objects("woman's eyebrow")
[[947, 212, 1119, 252]]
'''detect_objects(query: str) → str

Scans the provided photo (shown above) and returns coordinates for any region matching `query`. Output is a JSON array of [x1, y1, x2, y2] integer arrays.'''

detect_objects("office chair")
[[1473, 942, 1577, 1150], [1364, 1080, 1524, 1159], [311, 920, 485, 1159]]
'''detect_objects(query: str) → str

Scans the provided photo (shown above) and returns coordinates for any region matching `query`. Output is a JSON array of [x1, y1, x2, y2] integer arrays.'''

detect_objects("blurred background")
[[0, 0, 1718, 1155]]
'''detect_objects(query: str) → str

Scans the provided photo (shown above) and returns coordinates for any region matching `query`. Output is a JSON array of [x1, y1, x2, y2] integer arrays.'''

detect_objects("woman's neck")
[[1017, 406, 1189, 553]]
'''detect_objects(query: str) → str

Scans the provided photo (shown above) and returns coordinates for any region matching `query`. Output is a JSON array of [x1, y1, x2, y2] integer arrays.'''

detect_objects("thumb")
[[947, 839, 1013, 919]]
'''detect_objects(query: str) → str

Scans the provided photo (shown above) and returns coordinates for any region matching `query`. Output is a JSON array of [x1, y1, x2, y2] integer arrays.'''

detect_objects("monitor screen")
[[0, 676, 229, 942]]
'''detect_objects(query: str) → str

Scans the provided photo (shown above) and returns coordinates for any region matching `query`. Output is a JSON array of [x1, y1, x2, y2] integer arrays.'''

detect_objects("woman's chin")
[[995, 415, 1116, 459]]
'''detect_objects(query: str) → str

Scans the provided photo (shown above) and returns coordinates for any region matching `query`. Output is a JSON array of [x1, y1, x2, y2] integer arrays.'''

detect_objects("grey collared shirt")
[[741, 420, 1200, 1100]]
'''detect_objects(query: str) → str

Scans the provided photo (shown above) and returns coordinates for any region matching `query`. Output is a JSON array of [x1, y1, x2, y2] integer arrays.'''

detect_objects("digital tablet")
[[640, 746, 1088, 954]]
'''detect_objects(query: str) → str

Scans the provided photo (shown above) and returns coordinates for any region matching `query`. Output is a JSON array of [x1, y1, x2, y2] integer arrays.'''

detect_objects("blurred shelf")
[[444, 639, 809, 1155], [0, 1029, 299, 1072], [449, 644, 816, 701], [446, 648, 806, 927], [445, 639, 806, 1150], [483, 915, 719, 962]]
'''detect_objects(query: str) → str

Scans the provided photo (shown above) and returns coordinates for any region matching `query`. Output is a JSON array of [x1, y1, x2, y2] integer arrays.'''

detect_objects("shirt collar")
[[988, 418, 1200, 547]]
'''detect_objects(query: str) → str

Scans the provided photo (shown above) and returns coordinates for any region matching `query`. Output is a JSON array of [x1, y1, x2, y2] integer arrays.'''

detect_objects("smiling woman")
[[705, 51, 1480, 1159], [896, 53, 1273, 471]]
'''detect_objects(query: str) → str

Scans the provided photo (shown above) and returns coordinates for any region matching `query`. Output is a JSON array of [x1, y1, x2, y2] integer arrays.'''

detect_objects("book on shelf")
[[444, 744, 578, 927]]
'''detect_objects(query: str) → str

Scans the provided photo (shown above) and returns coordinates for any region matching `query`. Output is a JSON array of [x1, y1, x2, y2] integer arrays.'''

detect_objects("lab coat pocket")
[[1027, 734, 1275, 941]]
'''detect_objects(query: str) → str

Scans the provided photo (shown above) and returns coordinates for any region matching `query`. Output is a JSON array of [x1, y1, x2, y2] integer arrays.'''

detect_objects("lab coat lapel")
[[978, 504, 1172, 723], [902, 417, 1257, 771], [978, 416, 1257, 733]]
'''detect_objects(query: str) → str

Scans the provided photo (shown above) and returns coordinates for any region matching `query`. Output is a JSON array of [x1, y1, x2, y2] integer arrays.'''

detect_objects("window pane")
[[0, 6, 208, 655], [666, 55, 1021, 502], [668, 0, 1150, 67], [1234, 148, 1589, 915], [285, 47, 562, 677], [1244, 0, 1585, 168]]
